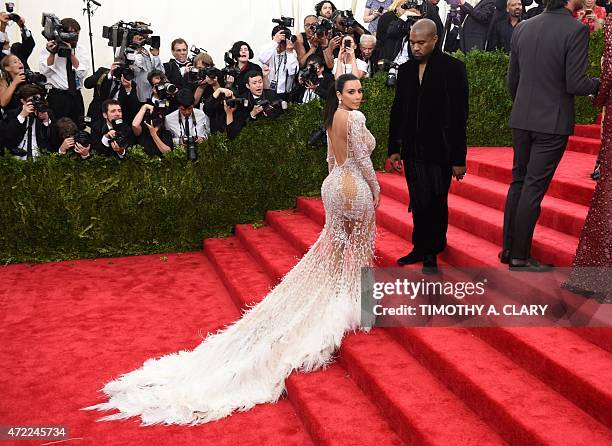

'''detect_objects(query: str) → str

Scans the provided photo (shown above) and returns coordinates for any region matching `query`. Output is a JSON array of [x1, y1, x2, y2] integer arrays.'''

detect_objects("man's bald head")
[[409, 19, 438, 62], [411, 19, 437, 38]]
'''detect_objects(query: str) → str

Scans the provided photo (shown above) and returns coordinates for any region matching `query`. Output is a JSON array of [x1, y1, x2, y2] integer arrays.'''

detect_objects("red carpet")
[[1, 125, 611, 445]]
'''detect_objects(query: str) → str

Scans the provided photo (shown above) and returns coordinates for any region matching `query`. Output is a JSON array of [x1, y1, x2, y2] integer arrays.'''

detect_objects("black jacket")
[[91, 119, 136, 158], [3, 109, 59, 155], [388, 49, 469, 166], [459, 0, 496, 52], [163, 59, 189, 90], [227, 89, 281, 139], [84, 67, 140, 124], [11, 28, 35, 70], [234, 62, 263, 96], [292, 72, 335, 103]]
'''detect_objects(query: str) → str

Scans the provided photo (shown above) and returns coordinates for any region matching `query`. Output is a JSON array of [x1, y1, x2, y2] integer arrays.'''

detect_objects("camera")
[[74, 116, 93, 147], [181, 135, 198, 161], [378, 59, 400, 87], [310, 18, 333, 38], [308, 125, 327, 146], [185, 66, 222, 84], [334, 10, 358, 29], [272, 17, 297, 43], [29, 94, 49, 114], [254, 98, 288, 115], [113, 62, 135, 81], [153, 82, 177, 100], [221, 51, 242, 83], [24, 70, 48, 88], [224, 97, 249, 109], [5, 2, 20, 22], [109, 118, 129, 148], [299, 64, 320, 85], [41, 13, 78, 58], [377, 6, 385, 13], [102, 21, 160, 52], [187, 45, 207, 64], [143, 103, 167, 128]]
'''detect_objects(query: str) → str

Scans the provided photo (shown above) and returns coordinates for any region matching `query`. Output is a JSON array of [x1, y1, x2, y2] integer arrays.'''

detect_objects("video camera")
[[143, 102, 167, 128], [272, 16, 297, 43], [41, 13, 79, 58], [102, 21, 160, 49], [254, 97, 288, 115], [5, 2, 20, 22]]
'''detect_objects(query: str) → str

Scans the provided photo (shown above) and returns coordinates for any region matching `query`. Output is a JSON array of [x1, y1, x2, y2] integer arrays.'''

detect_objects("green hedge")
[[0, 33, 602, 263]]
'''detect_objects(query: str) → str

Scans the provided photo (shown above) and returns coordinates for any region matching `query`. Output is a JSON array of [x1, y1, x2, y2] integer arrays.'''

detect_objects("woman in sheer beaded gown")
[[84, 73, 381, 425], [562, 15, 612, 302]]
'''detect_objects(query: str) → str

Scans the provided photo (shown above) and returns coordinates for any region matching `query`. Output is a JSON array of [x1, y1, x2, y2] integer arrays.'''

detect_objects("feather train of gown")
[[83, 110, 380, 425]]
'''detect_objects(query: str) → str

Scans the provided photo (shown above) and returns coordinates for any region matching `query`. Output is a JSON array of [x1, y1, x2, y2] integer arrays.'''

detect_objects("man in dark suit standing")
[[388, 19, 469, 274], [502, 0, 599, 271], [163, 38, 189, 90]]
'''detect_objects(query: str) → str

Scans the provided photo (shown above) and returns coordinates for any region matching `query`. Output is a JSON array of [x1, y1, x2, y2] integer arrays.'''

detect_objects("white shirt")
[[333, 58, 369, 77], [39, 44, 90, 91], [394, 37, 410, 66], [16, 114, 50, 160], [258, 41, 299, 94], [165, 109, 210, 145]]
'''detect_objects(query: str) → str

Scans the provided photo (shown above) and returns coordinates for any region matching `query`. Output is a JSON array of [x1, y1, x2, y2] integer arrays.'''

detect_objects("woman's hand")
[[60, 137, 74, 154], [373, 190, 381, 209], [145, 121, 159, 135]]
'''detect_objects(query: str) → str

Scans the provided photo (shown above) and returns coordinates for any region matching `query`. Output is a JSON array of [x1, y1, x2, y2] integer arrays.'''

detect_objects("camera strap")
[[179, 113, 198, 139]]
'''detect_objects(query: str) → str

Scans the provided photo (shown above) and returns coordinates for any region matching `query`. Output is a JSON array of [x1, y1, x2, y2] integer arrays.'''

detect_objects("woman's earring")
[[339, 98, 342, 104]]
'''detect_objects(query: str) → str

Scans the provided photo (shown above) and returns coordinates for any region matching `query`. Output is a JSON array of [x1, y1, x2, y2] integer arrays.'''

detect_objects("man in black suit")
[[84, 62, 140, 124], [458, 0, 497, 52], [4, 84, 59, 158], [501, 0, 599, 271], [91, 99, 135, 158], [163, 38, 189, 90], [388, 19, 469, 274]]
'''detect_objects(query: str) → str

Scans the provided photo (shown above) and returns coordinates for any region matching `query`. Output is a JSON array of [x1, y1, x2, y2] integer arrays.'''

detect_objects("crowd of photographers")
[[0, 0, 599, 161]]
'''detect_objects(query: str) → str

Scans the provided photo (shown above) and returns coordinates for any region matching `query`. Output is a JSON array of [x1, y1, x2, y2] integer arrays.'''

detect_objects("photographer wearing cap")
[[4, 83, 57, 160], [39, 17, 90, 123], [131, 23, 165, 103], [84, 58, 139, 123], [258, 25, 299, 102], [294, 54, 334, 103], [163, 38, 190, 90], [0, 7, 35, 69], [164, 88, 209, 146], [91, 99, 135, 158], [56, 117, 91, 159], [132, 103, 173, 157]]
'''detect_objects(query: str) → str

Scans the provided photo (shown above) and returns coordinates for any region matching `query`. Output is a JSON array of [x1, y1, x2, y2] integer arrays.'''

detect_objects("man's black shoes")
[[498, 249, 511, 264], [422, 255, 438, 275], [509, 257, 553, 272], [397, 251, 424, 266]]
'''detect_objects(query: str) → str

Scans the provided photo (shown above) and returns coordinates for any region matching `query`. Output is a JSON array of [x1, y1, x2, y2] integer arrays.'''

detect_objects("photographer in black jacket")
[[294, 54, 334, 103], [163, 38, 189, 90], [132, 103, 173, 157], [91, 99, 135, 158]]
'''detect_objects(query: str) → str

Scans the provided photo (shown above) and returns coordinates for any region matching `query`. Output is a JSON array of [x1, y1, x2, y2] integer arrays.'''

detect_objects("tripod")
[[83, 0, 101, 72]]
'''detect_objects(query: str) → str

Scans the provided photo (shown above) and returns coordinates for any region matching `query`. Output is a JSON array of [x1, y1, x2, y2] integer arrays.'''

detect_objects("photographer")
[[191, 52, 218, 108], [84, 59, 139, 123], [295, 15, 333, 70], [130, 23, 165, 103], [0, 54, 25, 111], [226, 71, 283, 139], [333, 35, 368, 79], [294, 54, 334, 103], [164, 88, 209, 146], [91, 99, 135, 158], [132, 103, 173, 157], [163, 38, 190, 89], [0, 9, 35, 69], [202, 83, 236, 134], [364, 0, 394, 35], [359, 34, 380, 76], [39, 17, 90, 123], [331, 9, 369, 49], [258, 25, 299, 101], [56, 117, 91, 159], [458, 0, 496, 52], [4, 84, 56, 160], [315, 1, 338, 19], [226, 41, 262, 95], [147, 69, 178, 113], [487, 0, 522, 53]]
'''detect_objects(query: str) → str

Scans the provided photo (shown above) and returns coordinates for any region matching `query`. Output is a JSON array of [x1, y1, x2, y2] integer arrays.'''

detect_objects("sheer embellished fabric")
[[83, 109, 379, 425], [563, 15, 612, 302]]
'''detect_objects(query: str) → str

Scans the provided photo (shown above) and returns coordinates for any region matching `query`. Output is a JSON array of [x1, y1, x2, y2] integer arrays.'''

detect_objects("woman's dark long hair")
[[323, 73, 359, 129]]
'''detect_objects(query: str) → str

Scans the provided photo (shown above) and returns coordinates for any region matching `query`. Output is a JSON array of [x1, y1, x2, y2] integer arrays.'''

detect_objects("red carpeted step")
[[471, 327, 612, 428], [204, 236, 404, 446], [466, 148, 595, 207], [574, 124, 601, 140], [388, 327, 612, 446], [235, 224, 301, 283], [339, 331, 507, 445], [567, 135, 602, 156], [378, 171, 589, 238]]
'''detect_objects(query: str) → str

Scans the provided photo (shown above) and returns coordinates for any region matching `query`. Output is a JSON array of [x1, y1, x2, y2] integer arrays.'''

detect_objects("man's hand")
[[109, 62, 120, 76], [46, 40, 57, 53], [286, 38, 295, 52], [144, 121, 159, 134], [13, 72, 26, 86], [105, 129, 117, 140], [329, 35, 342, 50], [250, 105, 264, 118], [75, 142, 90, 157], [452, 165, 466, 181], [273, 30, 286, 44], [150, 47, 160, 57], [60, 137, 74, 154], [195, 136, 204, 144], [121, 75, 132, 92], [223, 100, 237, 114], [388, 153, 402, 173], [110, 141, 123, 153], [305, 80, 318, 91], [262, 64, 271, 78], [19, 102, 34, 119]]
